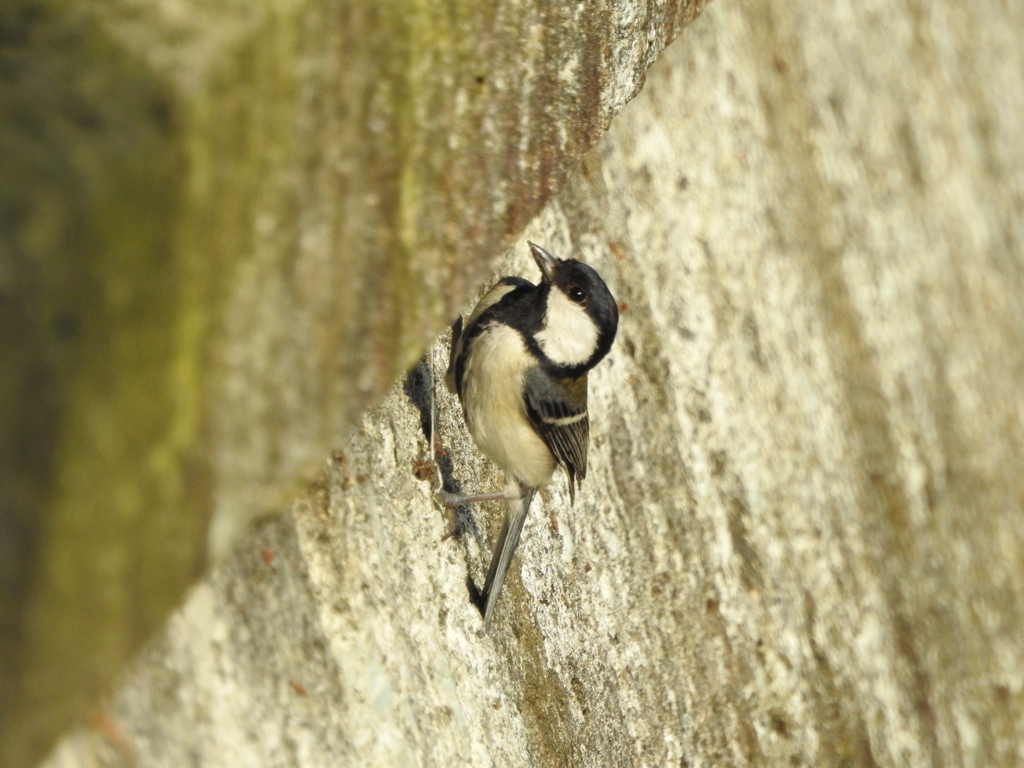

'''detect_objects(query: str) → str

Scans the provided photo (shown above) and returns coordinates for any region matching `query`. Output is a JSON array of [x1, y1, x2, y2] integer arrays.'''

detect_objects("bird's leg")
[[435, 479, 524, 541], [434, 482, 526, 509]]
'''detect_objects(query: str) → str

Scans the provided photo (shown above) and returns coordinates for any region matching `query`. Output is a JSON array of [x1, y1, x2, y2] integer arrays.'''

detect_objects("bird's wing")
[[522, 367, 589, 501], [444, 316, 464, 394]]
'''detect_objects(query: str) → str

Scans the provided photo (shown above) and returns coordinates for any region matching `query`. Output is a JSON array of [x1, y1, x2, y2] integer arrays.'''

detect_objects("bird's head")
[[529, 242, 619, 373]]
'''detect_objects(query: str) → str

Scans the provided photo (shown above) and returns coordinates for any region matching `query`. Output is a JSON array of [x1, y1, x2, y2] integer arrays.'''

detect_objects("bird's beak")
[[528, 241, 559, 282]]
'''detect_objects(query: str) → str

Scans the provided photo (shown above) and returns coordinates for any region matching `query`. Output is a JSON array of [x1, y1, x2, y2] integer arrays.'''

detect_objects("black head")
[[528, 242, 619, 374]]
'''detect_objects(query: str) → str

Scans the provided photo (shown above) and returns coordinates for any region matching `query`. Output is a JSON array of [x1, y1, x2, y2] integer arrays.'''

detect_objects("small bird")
[[440, 241, 619, 626]]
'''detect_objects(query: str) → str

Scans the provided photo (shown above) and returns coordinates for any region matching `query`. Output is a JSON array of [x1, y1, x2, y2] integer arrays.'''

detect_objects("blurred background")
[[4, 0, 1023, 766]]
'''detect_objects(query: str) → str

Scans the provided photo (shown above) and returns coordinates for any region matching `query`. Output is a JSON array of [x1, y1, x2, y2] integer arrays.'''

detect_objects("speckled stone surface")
[[42, 1, 1024, 764], [2, 1, 705, 764]]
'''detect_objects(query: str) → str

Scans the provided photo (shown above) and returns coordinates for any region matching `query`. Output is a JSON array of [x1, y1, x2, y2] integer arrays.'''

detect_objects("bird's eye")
[[568, 286, 586, 303]]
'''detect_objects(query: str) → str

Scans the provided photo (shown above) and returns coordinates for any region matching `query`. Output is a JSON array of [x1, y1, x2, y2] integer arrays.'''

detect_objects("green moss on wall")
[[0, 3, 208, 764]]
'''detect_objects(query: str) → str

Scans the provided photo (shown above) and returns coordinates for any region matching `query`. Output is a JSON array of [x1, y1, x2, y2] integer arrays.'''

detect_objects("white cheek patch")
[[535, 288, 599, 366]]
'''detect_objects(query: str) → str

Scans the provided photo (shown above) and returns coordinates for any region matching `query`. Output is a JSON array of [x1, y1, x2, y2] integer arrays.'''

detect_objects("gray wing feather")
[[522, 368, 590, 500], [444, 316, 464, 394]]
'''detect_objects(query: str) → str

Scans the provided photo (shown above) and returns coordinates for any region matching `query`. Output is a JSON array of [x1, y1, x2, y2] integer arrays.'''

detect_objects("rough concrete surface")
[[1, 0, 705, 763], [41, 0, 1024, 765]]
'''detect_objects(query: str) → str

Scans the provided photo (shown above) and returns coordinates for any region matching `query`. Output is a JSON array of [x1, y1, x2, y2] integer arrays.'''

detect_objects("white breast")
[[534, 288, 599, 366], [446, 281, 522, 394], [462, 323, 556, 488]]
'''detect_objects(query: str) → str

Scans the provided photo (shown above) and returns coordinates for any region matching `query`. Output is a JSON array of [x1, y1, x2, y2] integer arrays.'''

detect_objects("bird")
[[439, 241, 619, 626]]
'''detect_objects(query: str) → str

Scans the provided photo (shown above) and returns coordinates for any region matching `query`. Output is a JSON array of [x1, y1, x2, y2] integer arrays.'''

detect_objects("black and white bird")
[[441, 241, 619, 626]]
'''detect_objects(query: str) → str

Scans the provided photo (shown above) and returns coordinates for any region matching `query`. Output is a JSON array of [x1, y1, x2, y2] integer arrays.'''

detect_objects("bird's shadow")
[[403, 353, 484, 554]]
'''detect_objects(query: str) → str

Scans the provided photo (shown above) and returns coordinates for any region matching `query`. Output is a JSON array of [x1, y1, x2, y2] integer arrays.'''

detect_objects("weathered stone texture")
[[41, 0, 1024, 765], [0, 0, 704, 764]]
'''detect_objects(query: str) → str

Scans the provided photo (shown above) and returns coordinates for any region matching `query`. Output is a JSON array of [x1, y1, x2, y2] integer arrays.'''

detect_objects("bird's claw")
[[440, 507, 462, 540]]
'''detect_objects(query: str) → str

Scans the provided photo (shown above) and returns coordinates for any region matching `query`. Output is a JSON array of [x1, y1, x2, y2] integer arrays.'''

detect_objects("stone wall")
[[0, 0, 703, 763], [40, 1, 1024, 765]]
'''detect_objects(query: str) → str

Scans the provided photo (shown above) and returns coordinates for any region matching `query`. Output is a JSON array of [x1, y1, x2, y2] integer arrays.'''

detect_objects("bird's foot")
[[440, 506, 461, 541]]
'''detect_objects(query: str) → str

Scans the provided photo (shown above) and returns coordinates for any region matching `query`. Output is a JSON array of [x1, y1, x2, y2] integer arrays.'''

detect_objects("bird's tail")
[[482, 488, 537, 628]]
